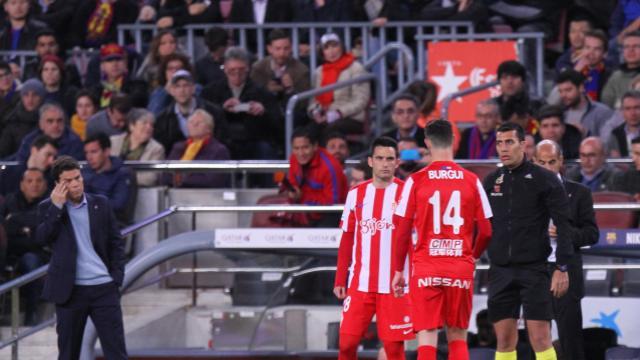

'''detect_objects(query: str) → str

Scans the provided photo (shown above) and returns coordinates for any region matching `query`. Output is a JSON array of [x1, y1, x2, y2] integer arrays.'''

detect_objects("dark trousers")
[[549, 265, 585, 360], [55, 282, 127, 360], [16, 252, 47, 325]]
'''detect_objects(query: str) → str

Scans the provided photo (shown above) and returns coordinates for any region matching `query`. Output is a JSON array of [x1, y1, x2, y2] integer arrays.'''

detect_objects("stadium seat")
[[583, 327, 618, 360], [469, 347, 496, 360], [622, 263, 640, 296], [605, 346, 640, 360], [583, 255, 619, 296], [462, 164, 499, 182], [250, 193, 295, 227], [591, 192, 638, 229]]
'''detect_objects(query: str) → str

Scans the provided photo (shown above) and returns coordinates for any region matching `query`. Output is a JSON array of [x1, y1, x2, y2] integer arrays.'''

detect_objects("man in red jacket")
[[287, 127, 347, 227]]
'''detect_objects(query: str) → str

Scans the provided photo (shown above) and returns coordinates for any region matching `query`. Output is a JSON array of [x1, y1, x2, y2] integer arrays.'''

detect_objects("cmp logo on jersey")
[[429, 238, 463, 257], [360, 218, 394, 236]]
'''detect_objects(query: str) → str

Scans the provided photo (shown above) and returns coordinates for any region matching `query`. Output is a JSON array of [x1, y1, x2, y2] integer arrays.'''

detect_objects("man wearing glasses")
[[383, 94, 426, 149]]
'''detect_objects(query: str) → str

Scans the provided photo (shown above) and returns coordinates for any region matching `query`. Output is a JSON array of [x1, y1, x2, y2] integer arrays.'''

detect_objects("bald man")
[[564, 137, 620, 192], [534, 140, 599, 360]]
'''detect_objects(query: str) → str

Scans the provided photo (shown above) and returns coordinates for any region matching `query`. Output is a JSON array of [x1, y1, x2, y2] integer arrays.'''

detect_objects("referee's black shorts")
[[487, 263, 553, 323]]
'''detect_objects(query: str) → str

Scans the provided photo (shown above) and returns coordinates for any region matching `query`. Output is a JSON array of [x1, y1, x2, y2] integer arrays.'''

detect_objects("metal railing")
[[0, 51, 38, 71], [415, 32, 546, 98], [441, 80, 500, 121]]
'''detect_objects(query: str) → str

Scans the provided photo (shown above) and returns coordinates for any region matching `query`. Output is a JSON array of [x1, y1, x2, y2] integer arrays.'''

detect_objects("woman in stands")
[[110, 108, 165, 186], [136, 30, 182, 87], [307, 33, 371, 136], [38, 54, 78, 116], [70, 90, 99, 141]]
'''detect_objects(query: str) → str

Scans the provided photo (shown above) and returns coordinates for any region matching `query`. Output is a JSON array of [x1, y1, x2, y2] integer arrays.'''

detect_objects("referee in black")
[[483, 123, 573, 360], [534, 139, 599, 360]]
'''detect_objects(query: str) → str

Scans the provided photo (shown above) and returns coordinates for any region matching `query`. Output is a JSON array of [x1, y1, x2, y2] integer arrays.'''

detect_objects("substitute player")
[[334, 136, 414, 360], [392, 120, 493, 360]]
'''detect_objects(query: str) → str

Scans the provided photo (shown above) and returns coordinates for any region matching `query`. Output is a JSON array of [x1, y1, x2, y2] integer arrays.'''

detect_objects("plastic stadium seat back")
[[582, 255, 616, 296], [469, 347, 496, 360], [605, 346, 640, 360], [591, 192, 638, 229], [250, 194, 293, 228], [462, 164, 498, 182]]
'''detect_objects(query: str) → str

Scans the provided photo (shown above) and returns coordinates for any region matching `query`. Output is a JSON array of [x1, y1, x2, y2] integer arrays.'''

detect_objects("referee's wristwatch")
[[555, 264, 568, 272]]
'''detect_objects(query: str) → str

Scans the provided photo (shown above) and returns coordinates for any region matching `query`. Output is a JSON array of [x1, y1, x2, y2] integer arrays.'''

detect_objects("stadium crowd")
[[0, 0, 638, 334]]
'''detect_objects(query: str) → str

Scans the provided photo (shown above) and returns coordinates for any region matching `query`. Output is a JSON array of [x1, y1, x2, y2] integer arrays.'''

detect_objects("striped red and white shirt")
[[335, 178, 409, 294]]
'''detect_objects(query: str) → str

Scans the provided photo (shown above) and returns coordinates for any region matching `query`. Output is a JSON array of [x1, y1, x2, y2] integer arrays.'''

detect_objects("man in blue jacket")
[[36, 155, 127, 359], [82, 133, 134, 224]]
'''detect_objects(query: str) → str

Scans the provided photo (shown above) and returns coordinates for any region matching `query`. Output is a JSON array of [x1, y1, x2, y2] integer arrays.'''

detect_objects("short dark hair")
[[31, 135, 59, 150], [35, 29, 57, 42], [497, 122, 525, 142], [623, 30, 640, 42], [424, 119, 453, 148], [158, 53, 193, 86], [291, 127, 318, 144], [22, 167, 45, 181], [497, 60, 526, 81], [398, 136, 418, 146], [500, 94, 530, 121], [369, 136, 398, 157], [585, 29, 608, 52], [324, 131, 346, 146], [537, 104, 565, 124], [108, 93, 132, 114], [204, 27, 229, 52], [391, 93, 419, 110], [556, 69, 585, 87], [632, 136, 640, 145], [51, 156, 80, 181], [353, 158, 372, 180], [75, 89, 98, 108], [621, 89, 640, 103], [0, 60, 11, 74], [84, 132, 111, 149], [268, 29, 290, 44]]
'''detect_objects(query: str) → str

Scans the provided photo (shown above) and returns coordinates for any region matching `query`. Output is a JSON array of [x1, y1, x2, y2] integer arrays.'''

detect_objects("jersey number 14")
[[428, 190, 464, 235]]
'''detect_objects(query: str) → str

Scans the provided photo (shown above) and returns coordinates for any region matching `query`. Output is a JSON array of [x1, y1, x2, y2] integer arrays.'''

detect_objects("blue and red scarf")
[[468, 127, 496, 159]]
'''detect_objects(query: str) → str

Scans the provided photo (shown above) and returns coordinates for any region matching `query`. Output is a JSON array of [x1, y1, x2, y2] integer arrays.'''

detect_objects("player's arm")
[[473, 178, 493, 259], [334, 190, 356, 299], [392, 178, 416, 296]]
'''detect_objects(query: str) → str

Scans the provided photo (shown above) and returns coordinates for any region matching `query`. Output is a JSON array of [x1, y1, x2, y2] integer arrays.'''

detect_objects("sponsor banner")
[[214, 228, 342, 249], [427, 41, 518, 122], [596, 229, 640, 248]]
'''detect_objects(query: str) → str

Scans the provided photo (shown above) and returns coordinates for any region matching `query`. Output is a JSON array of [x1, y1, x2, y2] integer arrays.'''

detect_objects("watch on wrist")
[[556, 264, 568, 272]]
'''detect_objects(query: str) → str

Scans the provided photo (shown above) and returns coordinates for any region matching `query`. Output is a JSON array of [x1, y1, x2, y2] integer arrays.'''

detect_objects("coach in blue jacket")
[[36, 155, 127, 360]]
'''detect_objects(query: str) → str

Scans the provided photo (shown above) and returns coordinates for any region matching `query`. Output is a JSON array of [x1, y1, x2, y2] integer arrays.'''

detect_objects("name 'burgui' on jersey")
[[427, 169, 464, 180]]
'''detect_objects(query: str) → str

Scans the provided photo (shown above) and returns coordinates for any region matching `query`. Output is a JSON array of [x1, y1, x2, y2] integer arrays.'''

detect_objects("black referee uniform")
[[483, 160, 574, 323]]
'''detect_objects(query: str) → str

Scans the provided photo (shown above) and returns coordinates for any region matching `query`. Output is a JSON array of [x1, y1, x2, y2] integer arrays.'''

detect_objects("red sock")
[[338, 333, 360, 360], [448, 340, 469, 360], [417, 345, 437, 360], [382, 340, 405, 360]]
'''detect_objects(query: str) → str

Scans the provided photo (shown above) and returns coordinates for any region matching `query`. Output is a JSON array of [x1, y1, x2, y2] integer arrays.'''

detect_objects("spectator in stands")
[[524, 134, 536, 160], [383, 94, 426, 148], [89, 43, 148, 109], [155, 69, 226, 156], [308, 33, 370, 137], [250, 29, 310, 113], [406, 80, 438, 128], [70, 90, 98, 141], [347, 158, 371, 188], [38, 54, 77, 115], [29, 0, 75, 51], [556, 69, 613, 137], [68, 0, 137, 48], [291, 0, 353, 53], [203, 47, 282, 159], [396, 136, 428, 180], [22, 30, 81, 87], [287, 127, 347, 227], [86, 93, 132, 139], [494, 60, 541, 116], [576, 30, 612, 102], [228, 0, 293, 53], [0, 0, 47, 50], [0, 61, 19, 115], [136, 30, 181, 88], [0, 135, 57, 196], [165, 109, 230, 188], [15, 103, 84, 161], [412, 0, 490, 31], [0, 167, 49, 325], [536, 105, 582, 160], [602, 31, 640, 109], [501, 93, 539, 136], [148, 53, 199, 116], [110, 108, 165, 187], [82, 133, 134, 223], [0, 79, 45, 158], [565, 137, 619, 192], [194, 27, 227, 86], [324, 132, 349, 165], [555, 15, 593, 75], [456, 99, 499, 159], [612, 137, 640, 200], [609, 90, 640, 157]]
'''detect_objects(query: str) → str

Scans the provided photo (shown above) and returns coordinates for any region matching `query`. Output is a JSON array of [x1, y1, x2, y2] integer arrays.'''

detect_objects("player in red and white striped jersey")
[[334, 137, 413, 360], [392, 120, 493, 360]]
